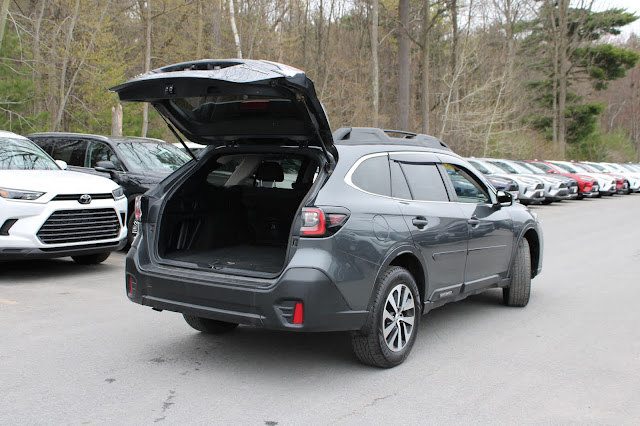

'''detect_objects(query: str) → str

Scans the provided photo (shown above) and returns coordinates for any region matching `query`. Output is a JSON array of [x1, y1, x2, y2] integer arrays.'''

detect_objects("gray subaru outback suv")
[[113, 59, 543, 367]]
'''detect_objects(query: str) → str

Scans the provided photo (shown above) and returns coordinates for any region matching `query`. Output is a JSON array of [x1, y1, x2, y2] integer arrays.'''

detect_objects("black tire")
[[351, 266, 421, 368], [503, 238, 531, 307], [541, 199, 552, 205], [72, 252, 111, 265], [183, 314, 238, 334]]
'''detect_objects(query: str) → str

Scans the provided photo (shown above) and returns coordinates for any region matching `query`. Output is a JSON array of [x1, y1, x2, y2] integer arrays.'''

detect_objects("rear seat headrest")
[[255, 161, 284, 182]]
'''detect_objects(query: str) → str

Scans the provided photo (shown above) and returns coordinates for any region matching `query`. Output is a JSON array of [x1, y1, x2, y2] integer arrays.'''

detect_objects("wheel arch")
[[520, 227, 541, 279], [376, 245, 427, 310]]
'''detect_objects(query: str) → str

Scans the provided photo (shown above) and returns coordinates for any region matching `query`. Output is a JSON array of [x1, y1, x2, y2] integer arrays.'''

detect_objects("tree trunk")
[[448, 0, 457, 74], [397, 0, 410, 130], [142, 0, 152, 137], [557, 0, 568, 158], [196, 0, 203, 59], [111, 104, 123, 137], [53, 0, 81, 131], [33, 0, 47, 114], [371, 0, 379, 127], [421, 0, 430, 134], [229, 0, 242, 58], [0, 0, 10, 50]]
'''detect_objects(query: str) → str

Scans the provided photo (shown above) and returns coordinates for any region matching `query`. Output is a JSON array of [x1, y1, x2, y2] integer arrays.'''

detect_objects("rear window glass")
[[351, 155, 391, 197], [171, 96, 300, 123]]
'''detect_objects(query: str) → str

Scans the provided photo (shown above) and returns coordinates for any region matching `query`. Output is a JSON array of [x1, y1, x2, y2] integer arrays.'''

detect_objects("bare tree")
[[0, 0, 9, 49], [370, 0, 379, 127], [397, 0, 410, 130], [229, 0, 242, 58], [141, 0, 152, 137]]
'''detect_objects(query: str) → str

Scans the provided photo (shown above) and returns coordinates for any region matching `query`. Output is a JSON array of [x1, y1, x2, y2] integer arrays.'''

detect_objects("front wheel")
[[351, 266, 420, 368], [183, 314, 238, 334], [503, 238, 531, 307]]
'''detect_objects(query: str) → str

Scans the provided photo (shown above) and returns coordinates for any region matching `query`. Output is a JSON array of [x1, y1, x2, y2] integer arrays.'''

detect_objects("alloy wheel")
[[382, 283, 416, 352]]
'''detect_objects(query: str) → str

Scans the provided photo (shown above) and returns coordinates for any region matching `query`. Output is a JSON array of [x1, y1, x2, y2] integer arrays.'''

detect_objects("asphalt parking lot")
[[2, 195, 640, 424]]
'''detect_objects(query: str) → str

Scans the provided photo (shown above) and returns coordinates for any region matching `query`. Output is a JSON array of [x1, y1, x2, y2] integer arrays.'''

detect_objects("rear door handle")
[[412, 217, 429, 229], [468, 216, 480, 227]]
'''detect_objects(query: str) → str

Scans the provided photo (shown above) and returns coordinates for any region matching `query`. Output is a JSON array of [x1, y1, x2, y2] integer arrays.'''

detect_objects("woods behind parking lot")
[[2, 194, 639, 423], [1, 1, 640, 163]]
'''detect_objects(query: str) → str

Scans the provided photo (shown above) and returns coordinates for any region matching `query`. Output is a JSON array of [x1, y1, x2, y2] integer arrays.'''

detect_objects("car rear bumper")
[[125, 246, 369, 332]]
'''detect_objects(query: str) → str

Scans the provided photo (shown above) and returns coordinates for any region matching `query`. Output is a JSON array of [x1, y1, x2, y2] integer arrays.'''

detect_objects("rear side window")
[[351, 155, 391, 197], [399, 163, 449, 202]]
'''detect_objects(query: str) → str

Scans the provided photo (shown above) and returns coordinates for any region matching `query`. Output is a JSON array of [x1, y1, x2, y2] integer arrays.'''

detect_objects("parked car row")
[[0, 129, 192, 264], [466, 157, 640, 204]]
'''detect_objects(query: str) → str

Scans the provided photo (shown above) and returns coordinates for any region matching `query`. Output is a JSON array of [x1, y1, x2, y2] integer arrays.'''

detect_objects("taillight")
[[134, 196, 143, 221], [300, 207, 349, 237], [301, 208, 325, 236]]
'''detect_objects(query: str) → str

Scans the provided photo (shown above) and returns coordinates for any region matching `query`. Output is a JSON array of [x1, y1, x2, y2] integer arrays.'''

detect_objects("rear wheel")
[[351, 266, 420, 368], [503, 238, 531, 307], [183, 314, 238, 334], [72, 252, 111, 265]]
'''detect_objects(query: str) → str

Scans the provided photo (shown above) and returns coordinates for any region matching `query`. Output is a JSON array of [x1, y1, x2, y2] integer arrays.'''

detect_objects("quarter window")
[[390, 161, 411, 199], [351, 155, 391, 197]]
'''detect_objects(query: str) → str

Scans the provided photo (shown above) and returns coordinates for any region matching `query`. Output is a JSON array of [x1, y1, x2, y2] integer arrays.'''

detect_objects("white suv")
[[0, 131, 128, 264]]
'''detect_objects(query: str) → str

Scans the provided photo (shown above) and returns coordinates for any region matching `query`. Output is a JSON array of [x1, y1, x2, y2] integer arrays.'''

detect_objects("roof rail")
[[333, 127, 451, 151]]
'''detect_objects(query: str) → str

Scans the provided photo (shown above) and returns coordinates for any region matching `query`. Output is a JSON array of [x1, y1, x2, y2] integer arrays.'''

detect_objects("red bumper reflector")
[[293, 302, 304, 324], [127, 276, 133, 296]]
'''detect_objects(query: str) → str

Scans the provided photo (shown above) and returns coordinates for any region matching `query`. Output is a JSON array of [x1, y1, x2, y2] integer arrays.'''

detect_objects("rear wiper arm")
[[157, 109, 197, 161]]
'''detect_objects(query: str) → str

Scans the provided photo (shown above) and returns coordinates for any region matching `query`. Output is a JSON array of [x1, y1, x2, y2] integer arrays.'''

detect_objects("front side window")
[[87, 141, 124, 170], [444, 164, 491, 204], [351, 155, 391, 197], [0, 137, 59, 170]]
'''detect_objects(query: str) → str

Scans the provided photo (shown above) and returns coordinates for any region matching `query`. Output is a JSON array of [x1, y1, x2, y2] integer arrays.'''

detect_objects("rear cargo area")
[[157, 150, 320, 274]]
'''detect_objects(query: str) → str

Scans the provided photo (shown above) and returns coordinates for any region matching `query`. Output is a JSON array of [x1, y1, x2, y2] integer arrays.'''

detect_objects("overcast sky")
[[594, 0, 640, 38]]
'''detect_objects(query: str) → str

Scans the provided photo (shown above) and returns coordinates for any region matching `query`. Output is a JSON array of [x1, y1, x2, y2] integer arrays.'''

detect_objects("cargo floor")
[[165, 245, 286, 274]]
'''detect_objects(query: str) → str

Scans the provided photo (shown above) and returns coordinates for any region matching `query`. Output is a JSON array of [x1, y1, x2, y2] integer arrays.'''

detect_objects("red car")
[[578, 162, 629, 194], [526, 160, 598, 198]]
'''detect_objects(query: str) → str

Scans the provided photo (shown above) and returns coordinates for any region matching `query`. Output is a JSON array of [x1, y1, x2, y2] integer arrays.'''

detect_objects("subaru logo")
[[78, 194, 92, 204]]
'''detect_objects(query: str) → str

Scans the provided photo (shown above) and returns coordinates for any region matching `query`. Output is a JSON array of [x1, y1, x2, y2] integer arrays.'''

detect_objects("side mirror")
[[55, 160, 68, 170], [95, 160, 117, 171], [496, 190, 513, 207]]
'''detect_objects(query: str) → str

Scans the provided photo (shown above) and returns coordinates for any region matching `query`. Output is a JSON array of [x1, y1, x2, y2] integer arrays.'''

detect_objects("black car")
[[28, 133, 191, 243], [113, 59, 543, 367]]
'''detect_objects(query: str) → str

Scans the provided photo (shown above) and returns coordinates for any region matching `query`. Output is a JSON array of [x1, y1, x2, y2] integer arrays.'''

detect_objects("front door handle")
[[468, 216, 480, 227], [412, 217, 429, 229]]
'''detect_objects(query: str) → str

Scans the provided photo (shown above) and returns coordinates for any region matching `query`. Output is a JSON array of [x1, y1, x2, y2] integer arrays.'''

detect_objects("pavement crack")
[[154, 390, 176, 423]]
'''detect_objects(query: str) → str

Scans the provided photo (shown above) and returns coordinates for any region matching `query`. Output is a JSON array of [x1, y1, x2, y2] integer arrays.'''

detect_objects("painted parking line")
[[0, 298, 18, 305]]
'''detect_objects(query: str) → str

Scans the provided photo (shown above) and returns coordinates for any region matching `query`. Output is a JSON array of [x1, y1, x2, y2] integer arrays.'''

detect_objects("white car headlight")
[[0, 187, 45, 201], [112, 187, 125, 200]]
